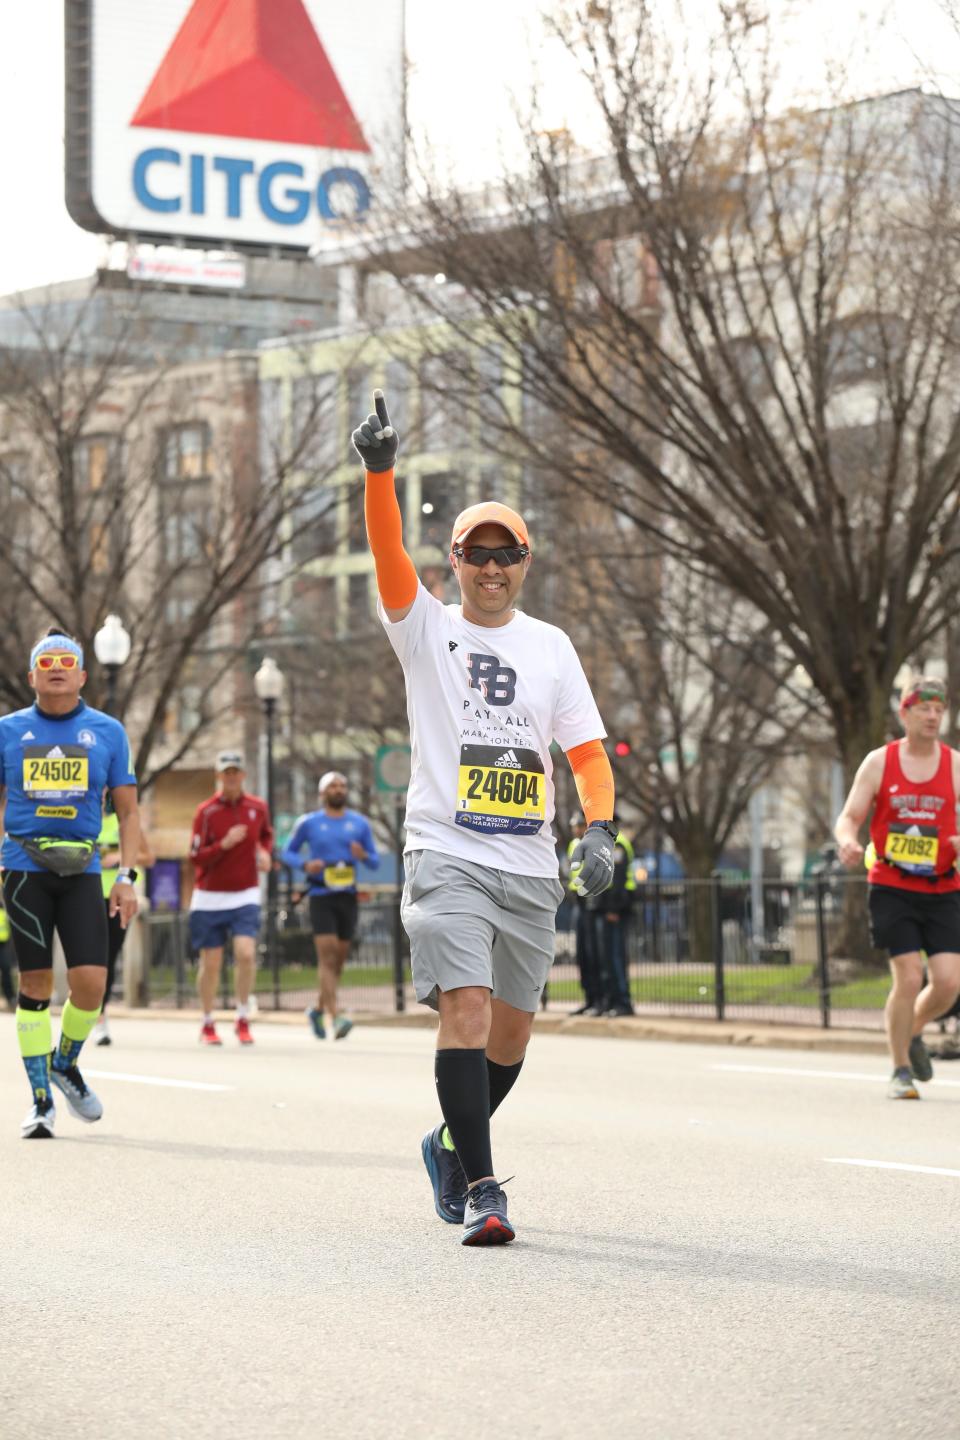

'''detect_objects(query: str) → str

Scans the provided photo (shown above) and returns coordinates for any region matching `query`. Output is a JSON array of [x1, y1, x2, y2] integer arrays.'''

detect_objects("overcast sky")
[[0, 0, 956, 295]]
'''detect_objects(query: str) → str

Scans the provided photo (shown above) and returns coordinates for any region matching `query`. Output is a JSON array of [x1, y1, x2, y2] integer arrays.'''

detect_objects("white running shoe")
[[21, 1100, 56, 1138], [93, 1017, 111, 1047], [50, 1064, 104, 1122]]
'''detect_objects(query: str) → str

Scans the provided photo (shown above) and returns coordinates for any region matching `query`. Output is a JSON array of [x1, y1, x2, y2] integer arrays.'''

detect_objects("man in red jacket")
[[189, 750, 274, 1046]]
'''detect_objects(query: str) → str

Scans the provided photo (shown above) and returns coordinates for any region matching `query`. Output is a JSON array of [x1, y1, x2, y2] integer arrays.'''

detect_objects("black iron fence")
[[141, 871, 896, 1029], [143, 897, 410, 1015]]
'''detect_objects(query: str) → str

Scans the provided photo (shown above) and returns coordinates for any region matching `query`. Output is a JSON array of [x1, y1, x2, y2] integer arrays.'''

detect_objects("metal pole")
[[814, 873, 831, 1029], [749, 787, 764, 958], [393, 793, 405, 1012], [711, 871, 725, 1021], [105, 663, 118, 716], [265, 697, 280, 1010]]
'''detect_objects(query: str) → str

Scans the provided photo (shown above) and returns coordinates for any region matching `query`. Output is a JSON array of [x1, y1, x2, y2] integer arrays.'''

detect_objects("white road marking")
[[826, 1158, 960, 1179], [83, 1069, 233, 1093], [709, 1063, 960, 1088]]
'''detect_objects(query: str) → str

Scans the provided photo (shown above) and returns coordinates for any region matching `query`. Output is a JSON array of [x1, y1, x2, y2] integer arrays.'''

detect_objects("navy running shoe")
[[305, 1007, 326, 1040], [462, 1179, 515, 1247], [421, 1124, 468, 1224]]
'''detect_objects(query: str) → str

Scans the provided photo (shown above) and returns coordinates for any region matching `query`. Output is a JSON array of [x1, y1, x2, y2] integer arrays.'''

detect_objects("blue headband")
[[30, 635, 84, 671]]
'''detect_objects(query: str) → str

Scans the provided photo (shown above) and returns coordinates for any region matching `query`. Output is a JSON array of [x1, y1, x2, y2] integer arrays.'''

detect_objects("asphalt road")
[[1, 1015, 959, 1440]]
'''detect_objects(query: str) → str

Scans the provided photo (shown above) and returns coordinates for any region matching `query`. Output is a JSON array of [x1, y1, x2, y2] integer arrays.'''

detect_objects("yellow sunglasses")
[[34, 653, 80, 671]]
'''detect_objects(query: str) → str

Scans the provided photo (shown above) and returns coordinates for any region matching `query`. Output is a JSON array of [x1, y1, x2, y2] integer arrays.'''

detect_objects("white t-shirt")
[[379, 584, 606, 878]]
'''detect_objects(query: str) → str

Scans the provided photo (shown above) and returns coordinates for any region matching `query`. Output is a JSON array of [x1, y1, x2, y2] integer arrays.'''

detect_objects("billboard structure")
[[65, 0, 404, 255]]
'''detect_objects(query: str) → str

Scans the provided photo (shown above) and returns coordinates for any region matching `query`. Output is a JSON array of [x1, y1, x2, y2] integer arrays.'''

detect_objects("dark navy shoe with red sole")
[[461, 1180, 515, 1246]]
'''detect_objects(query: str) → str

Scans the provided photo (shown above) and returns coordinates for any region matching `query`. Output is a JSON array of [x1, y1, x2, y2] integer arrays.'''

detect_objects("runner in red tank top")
[[835, 676, 960, 1098]]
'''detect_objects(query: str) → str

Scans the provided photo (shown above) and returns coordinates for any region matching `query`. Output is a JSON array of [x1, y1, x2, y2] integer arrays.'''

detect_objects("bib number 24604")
[[456, 743, 546, 836]]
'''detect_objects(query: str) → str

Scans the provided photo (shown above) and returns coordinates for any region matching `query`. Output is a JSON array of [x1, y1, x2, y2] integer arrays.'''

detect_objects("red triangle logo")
[[131, 0, 370, 152]]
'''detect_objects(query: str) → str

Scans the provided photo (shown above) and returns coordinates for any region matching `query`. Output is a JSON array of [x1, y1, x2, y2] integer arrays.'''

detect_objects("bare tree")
[[367, 1, 960, 788], [0, 286, 340, 790]]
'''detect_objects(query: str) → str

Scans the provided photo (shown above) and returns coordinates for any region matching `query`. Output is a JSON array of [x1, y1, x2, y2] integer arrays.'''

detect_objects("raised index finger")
[[373, 388, 391, 430]]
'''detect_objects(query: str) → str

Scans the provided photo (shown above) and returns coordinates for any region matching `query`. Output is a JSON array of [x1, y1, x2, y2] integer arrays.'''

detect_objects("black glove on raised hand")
[[570, 821, 617, 898], [351, 389, 400, 473]]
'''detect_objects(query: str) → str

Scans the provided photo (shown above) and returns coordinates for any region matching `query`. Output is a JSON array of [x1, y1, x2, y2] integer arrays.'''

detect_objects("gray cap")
[[216, 749, 245, 772]]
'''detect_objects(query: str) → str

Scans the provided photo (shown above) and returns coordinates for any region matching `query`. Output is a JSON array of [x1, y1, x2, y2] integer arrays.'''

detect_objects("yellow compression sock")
[[17, 997, 53, 1105], [55, 999, 102, 1069]]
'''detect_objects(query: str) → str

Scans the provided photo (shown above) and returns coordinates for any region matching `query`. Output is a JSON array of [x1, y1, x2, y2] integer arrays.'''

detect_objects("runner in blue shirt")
[[280, 771, 379, 1040], [0, 628, 142, 1138]]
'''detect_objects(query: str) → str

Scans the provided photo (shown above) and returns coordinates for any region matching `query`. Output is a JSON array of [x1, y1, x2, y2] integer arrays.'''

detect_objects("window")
[[419, 353, 461, 451], [347, 366, 371, 438], [0, 452, 32, 565], [89, 522, 110, 576], [827, 315, 905, 390], [76, 435, 117, 492], [259, 378, 283, 475], [385, 359, 416, 447], [419, 473, 460, 551], [476, 345, 503, 444], [291, 484, 338, 564], [163, 424, 211, 482], [342, 571, 377, 637], [292, 372, 339, 476], [163, 505, 207, 565]]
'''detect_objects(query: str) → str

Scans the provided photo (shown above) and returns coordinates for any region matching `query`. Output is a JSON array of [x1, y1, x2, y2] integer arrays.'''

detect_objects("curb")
[[103, 1004, 892, 1055]]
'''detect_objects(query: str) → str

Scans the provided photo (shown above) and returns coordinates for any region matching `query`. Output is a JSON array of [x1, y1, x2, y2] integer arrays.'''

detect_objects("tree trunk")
[[674, 836, 720, 968], [831, 702, 892, 972]]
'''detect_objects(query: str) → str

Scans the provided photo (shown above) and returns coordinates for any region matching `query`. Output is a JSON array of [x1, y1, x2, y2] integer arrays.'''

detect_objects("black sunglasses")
[[453, 543, 530, 568]]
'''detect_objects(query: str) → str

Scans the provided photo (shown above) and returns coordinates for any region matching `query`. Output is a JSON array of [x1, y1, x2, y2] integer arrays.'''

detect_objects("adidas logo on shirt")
[[22, 731, 35, 740], [495, 749, 522, 769], [47, 746, 66, 759]]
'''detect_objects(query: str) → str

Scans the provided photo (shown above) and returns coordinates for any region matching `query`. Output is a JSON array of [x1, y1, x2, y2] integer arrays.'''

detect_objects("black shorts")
[[2, 870, 108, 973], [868, 885, 960, 959], [309, 893, 358, 942]]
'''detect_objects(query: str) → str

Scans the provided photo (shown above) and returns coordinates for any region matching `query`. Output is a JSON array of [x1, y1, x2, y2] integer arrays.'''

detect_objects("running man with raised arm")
[[353, 391, 616, 1246]]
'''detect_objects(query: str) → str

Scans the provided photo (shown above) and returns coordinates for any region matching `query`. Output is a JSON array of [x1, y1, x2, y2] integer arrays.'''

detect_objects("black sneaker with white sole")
[[462, 1180, 515, 1247]]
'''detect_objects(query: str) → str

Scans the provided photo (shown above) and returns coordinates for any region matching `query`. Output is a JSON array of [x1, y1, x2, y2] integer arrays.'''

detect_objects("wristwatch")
[[587, 820, 619, 841], [116, 867, 139, 884]]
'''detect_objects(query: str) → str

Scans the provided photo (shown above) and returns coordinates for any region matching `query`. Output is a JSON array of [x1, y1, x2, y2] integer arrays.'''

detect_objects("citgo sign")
[[66, 0, 403, 253]]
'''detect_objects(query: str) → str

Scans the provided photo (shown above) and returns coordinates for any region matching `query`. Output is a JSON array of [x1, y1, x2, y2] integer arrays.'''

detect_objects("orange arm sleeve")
[[565, 739, 615, 824], [364, 468, 419, 609]]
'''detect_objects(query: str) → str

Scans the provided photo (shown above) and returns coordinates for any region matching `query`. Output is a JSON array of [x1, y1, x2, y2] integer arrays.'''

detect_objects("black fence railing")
[[141, 872, 894, 1030], [143, 897, 411, 1015]]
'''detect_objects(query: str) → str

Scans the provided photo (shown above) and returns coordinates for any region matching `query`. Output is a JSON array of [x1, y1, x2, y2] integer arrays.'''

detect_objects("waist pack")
[[9, 835, 97, 876]]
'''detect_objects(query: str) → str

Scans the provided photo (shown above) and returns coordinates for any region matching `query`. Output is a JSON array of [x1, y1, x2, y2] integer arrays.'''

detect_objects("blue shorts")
[[189, 904, 261, 953]]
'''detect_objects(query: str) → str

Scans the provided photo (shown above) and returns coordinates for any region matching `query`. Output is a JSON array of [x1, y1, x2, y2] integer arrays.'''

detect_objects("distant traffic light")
[[614, 740, 632, 758]]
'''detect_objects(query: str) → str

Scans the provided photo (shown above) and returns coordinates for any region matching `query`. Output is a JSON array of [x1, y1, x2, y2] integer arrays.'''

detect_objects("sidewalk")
[[107, 1003, 895, 1055]]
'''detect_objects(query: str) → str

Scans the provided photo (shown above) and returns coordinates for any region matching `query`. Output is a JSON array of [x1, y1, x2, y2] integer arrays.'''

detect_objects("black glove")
[[570, 822, 616, 898], [351, 389, 400, 473]]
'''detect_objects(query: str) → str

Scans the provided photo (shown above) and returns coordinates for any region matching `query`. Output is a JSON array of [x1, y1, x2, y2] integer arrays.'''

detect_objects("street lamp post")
[[254, 657, 284, 1008], [93, 614, 131, 716]]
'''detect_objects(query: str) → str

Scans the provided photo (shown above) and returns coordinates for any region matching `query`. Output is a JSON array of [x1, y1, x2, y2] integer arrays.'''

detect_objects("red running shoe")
[[235, 1017, 254, 1045], [199, 1022, 222, 1046]]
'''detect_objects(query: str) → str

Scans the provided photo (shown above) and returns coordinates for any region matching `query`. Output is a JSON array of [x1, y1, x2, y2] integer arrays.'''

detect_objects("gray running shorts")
[[401, 849, 564, 1013]]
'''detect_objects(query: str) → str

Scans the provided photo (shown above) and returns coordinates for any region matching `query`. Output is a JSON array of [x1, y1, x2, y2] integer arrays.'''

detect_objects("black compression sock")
[[487, 1057, 524, 1117], [435, 1048, 492, 1183]]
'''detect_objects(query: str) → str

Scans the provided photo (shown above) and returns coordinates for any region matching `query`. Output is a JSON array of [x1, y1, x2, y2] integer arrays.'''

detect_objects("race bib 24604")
[[456, 744, 545, 836]]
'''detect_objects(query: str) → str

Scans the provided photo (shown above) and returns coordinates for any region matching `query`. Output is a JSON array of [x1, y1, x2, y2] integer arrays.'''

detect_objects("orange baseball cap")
[[451, 501, 530, 550]]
